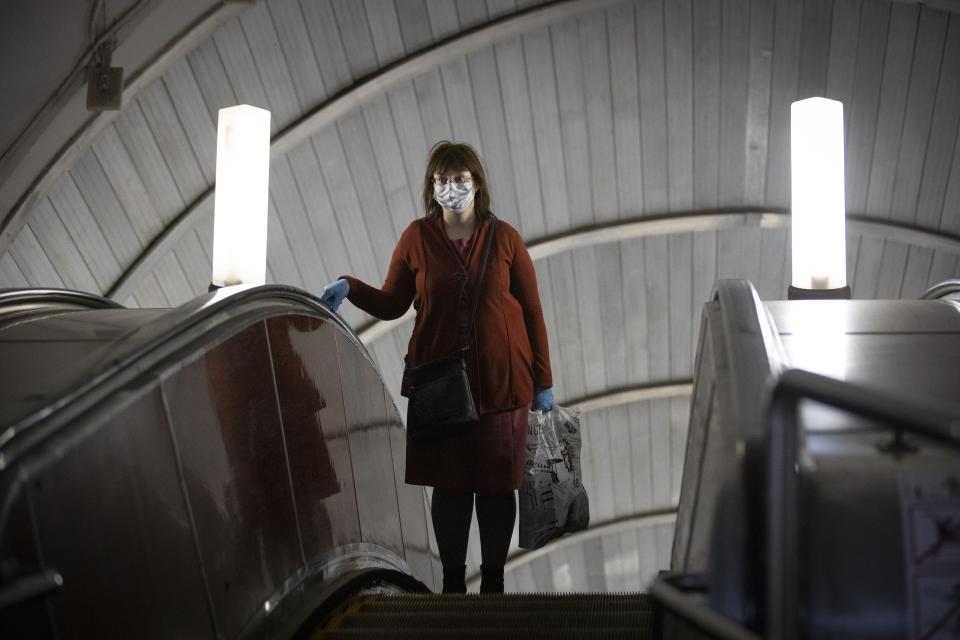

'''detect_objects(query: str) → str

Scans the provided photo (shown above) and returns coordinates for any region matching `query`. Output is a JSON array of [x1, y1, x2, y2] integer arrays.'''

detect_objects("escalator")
[[662, 281, 960, 639], [0, 285, 664, 639], [1, 282, 958, 639], [0, 285, 437, 638]]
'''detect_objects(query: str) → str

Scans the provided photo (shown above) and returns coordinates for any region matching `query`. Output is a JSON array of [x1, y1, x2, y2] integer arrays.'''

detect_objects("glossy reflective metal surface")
[[767, 299, 960, 333], [162, 322, 303, 639], [767, 300, 960, 407], [688, 292, 960, 639], [30, 388, 210, 638], [764, 369, 960, 640], [0, 289, 125, 339], [335, 331, 404, 556], [0, 286, 433, 637], [671, 303, 728, 577], [0, 308, 166, 341], [922, 279, 960, 300], [0, 309, 167, 429], [0, 285, 364, 468], [0, 288, 124, 312], [0, 490, 51, 638], [265, 315, 360, 555], [674, 281, 784, 581], [385, 385, 436, 590]]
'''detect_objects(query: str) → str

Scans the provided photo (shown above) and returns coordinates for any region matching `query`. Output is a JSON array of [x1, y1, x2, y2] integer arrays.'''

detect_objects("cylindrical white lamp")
[[789, 97, 850, 300], [211, 104, 271, 288]]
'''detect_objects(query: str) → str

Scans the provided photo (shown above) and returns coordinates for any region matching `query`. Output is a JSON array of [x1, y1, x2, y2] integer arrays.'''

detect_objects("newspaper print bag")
[[518, 405, 591, 550]]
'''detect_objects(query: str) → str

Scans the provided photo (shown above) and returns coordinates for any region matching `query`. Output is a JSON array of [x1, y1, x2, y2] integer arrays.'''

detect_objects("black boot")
[[442, 565, 467, 593], [480, 565, 504, 594]]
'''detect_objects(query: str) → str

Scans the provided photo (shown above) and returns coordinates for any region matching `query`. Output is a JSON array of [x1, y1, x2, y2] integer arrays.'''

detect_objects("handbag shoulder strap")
[[460, 215, 497, 351]]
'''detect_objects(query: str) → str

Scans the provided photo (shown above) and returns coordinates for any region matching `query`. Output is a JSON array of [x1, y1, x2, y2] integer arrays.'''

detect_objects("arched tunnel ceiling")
[[2, 0, 960, 587]]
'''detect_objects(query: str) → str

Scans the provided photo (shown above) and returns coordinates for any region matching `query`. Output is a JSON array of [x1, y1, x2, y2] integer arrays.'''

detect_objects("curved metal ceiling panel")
[[1, 0, 960, 593], [3, 0, 958, 307]]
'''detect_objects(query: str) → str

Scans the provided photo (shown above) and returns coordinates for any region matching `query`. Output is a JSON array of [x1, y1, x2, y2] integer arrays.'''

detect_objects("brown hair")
[[421, 141, 493, 221]]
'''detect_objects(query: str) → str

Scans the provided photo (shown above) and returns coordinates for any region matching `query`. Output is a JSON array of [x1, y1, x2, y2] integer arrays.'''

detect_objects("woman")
[[319, 141, 554, 594]]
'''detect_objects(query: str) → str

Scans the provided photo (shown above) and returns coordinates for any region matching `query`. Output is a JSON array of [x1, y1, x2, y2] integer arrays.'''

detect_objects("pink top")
[[451, 236, 472, 262]]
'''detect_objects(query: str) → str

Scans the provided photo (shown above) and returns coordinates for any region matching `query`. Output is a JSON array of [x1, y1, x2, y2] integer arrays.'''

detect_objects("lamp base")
[[787, 285, 851, 300]]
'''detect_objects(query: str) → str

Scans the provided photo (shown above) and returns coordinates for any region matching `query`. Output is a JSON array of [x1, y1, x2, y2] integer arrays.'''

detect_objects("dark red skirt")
[[405, 404, 531, 492]]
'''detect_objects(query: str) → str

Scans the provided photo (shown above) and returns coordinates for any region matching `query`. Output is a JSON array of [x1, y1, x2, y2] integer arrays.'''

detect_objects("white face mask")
[[434, 180, 475, 213]]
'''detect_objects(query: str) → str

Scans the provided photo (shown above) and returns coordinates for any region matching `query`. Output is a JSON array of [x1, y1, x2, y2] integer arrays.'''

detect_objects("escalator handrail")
[[0, 288, 126, 333], [672, 280, 788, 573], [648, 577, 763, 640], [0, 284, 379, 472], [671, 279, 785, 568], [765, 368, 960, 640], [921, 279, 960, 300], [712, 280, 788, 441], [0, 288, 125, 311]]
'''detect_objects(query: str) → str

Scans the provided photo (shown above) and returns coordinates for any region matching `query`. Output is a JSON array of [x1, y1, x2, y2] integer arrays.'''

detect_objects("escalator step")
[[338, 611, 654, 629], [357, 592, 652, 614], [313, 592, 658, 639], [369, 592, 650, 601], [318, 628, 651, 639]]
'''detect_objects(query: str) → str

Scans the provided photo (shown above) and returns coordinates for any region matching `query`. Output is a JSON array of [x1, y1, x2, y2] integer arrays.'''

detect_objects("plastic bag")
[[518, 405, 590, 550]]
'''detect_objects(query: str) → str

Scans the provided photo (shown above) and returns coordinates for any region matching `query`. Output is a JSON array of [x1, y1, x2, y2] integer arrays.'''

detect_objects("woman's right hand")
[[319, 279, 350, 312]]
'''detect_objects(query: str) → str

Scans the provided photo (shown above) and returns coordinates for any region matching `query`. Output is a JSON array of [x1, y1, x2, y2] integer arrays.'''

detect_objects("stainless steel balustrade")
[[922, 278, 960, 300], [765, 368, 960, 640], [0, 284, 437, 638], [659, 279, 960, 640]]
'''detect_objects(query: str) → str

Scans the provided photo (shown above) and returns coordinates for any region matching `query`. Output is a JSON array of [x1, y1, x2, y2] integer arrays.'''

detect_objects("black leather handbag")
[[401, 217, 497, 441]]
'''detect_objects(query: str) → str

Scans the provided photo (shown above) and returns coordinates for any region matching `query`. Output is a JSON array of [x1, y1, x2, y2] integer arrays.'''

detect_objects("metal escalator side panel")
[[671, 302, 727, 575], [265, 316, 361, 555], [334, 329, 404, 558], [671, 280, 788, 634], [162, 320, 305, 640], [0, 308, 169, 437], [0, 286, 434, 638], [762, 365, 960, 640], [5, 386, 213, 638], [0, 489, 56, 638], [675, 280, 788, 568], [383, 384, 434, 585], [760, 302, 960, 638], [0, 285, 372, 469]]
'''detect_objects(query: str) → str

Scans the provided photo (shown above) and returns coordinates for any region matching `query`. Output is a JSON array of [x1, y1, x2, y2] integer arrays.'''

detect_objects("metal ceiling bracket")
[[86, 40, 123, 111]]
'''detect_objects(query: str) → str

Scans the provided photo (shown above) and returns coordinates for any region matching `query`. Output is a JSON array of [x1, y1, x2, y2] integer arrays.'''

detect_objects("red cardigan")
[[339, 215, 552, 414]]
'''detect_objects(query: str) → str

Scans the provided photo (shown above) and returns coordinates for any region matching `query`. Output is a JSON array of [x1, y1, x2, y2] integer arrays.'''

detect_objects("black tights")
[[431, 489, 515, 571]]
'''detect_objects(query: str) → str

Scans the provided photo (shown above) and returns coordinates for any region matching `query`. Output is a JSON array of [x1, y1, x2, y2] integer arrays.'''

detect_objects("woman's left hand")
[[532, 387, 555, 412]]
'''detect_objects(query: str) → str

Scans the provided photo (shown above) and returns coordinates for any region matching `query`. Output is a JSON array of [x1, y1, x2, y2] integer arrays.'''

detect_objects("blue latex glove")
[[532, 387, 555, 413], [319, 278, 350, 312]]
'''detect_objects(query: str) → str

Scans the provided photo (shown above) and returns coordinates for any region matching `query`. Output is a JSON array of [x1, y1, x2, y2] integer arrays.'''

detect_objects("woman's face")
[[432, 169, 476, 213]]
